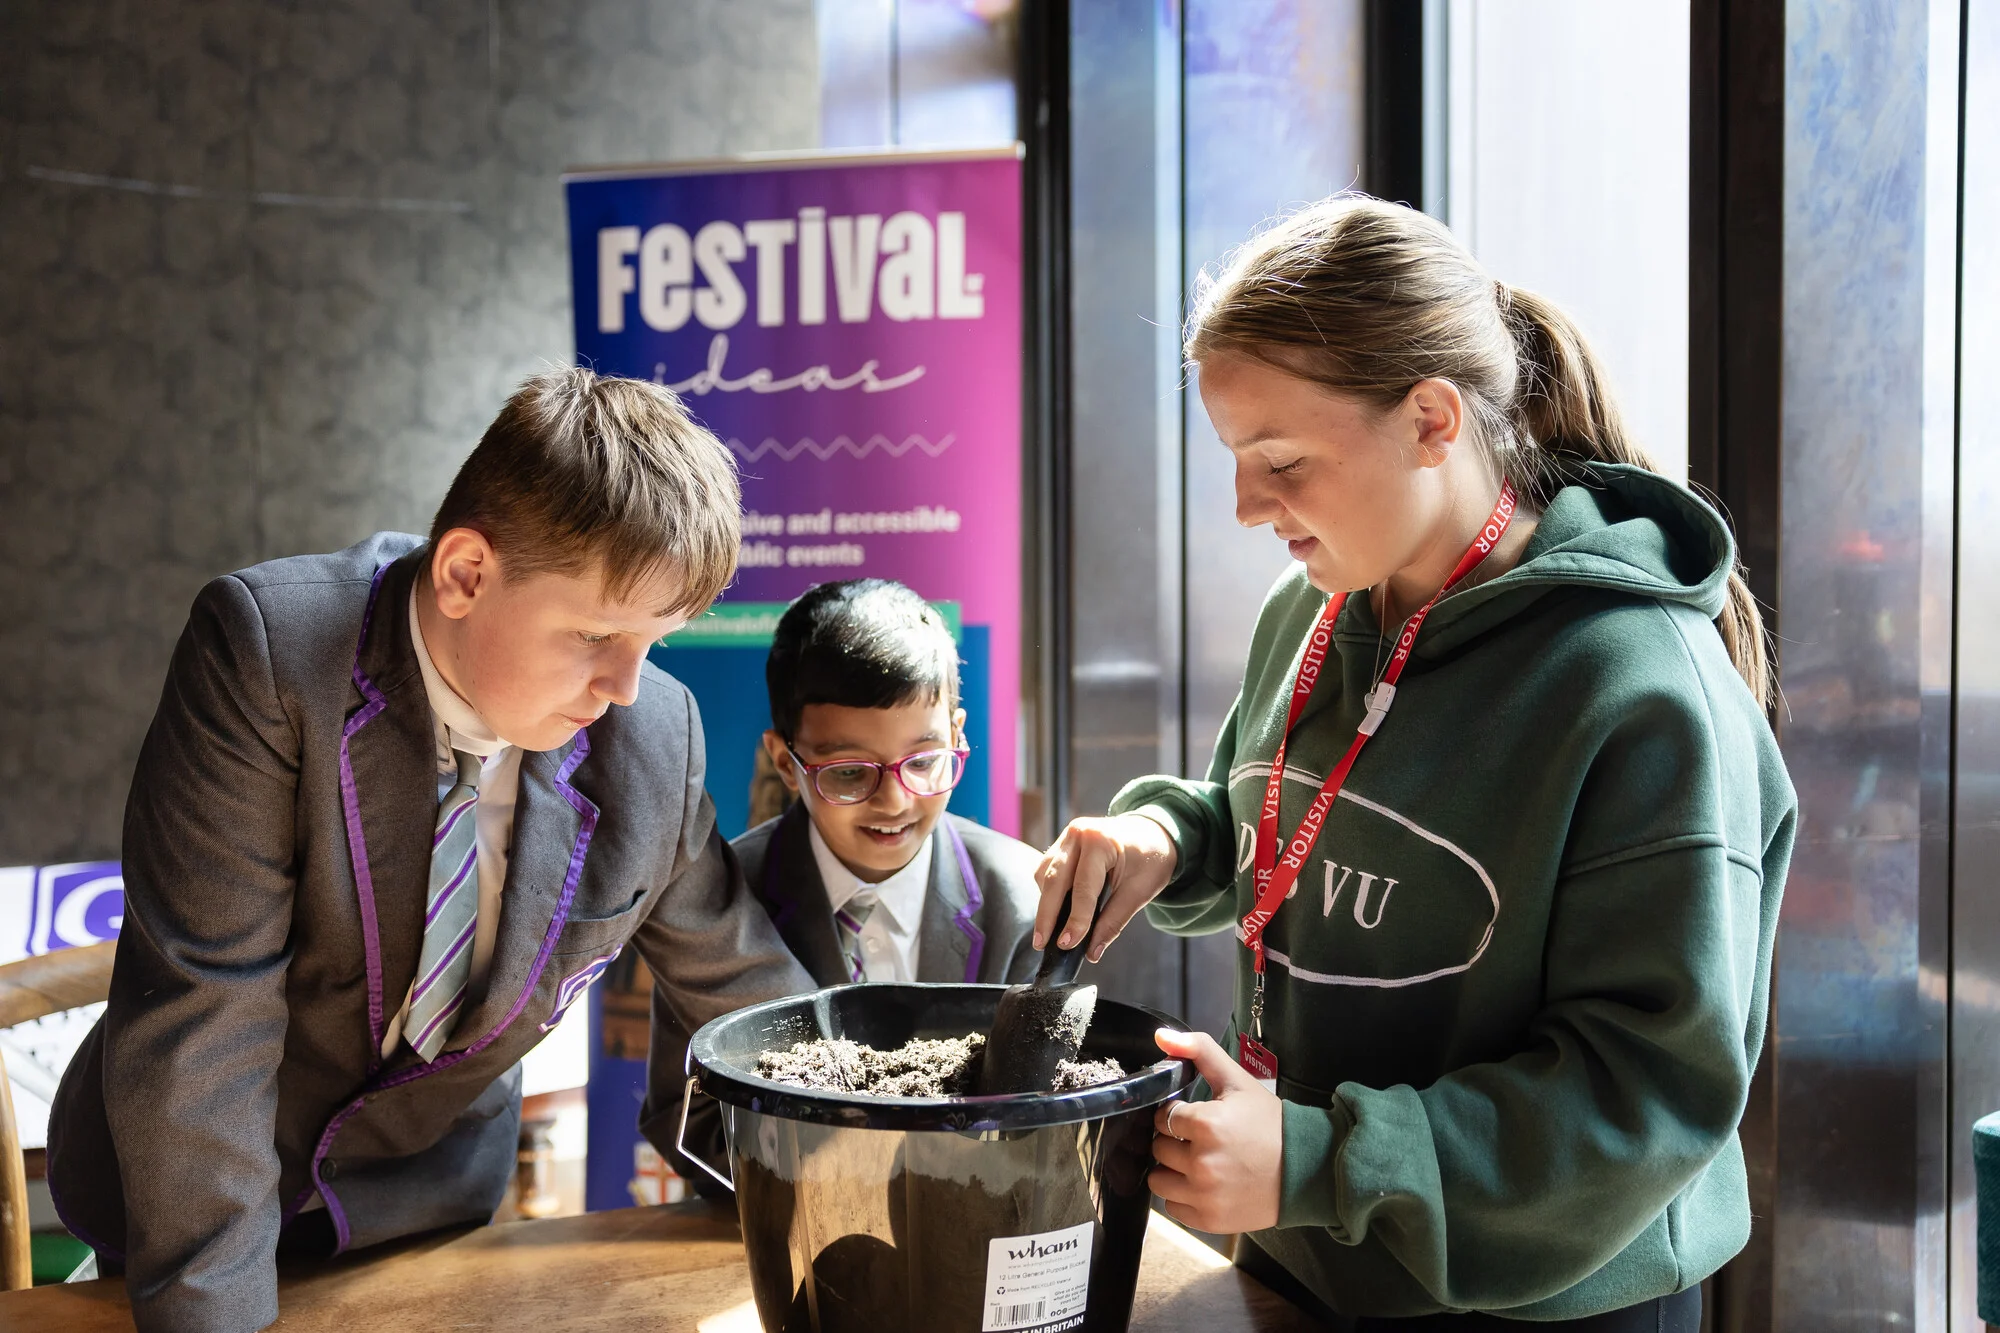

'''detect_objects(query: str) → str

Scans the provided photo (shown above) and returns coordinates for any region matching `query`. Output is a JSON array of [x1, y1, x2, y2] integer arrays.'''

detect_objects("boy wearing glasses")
[[662, 579, 1043, 1183], [743, 579, 1043, 988]]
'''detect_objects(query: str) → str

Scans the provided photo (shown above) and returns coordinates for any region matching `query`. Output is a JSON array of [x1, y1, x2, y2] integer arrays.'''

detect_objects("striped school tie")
[[408, 750, 480, 1061], [833, 890, 880, 983]]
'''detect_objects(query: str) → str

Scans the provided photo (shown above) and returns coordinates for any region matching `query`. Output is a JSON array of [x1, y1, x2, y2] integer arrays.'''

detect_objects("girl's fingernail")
[[1033, 933, 1045, 950]]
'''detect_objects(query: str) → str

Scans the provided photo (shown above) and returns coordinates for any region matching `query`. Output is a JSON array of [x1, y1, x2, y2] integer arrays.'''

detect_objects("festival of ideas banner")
[[565, 147, 1022, 1207]]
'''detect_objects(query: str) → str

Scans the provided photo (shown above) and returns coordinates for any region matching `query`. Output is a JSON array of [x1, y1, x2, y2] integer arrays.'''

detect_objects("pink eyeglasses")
[[786, 746, 971, 805]]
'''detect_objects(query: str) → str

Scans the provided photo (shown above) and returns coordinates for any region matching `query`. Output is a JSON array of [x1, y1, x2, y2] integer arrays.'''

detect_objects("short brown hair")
[[430, 367, 740, 616]]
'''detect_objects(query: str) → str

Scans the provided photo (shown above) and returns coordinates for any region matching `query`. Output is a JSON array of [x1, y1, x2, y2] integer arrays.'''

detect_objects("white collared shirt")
[[380, 582, 526, 1060], [807, 820, 932, 982]]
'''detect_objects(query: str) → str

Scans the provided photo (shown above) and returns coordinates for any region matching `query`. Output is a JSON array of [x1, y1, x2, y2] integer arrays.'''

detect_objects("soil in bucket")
[[687, 982, 1195, 1333], [756, 1032, 1126, 1097]]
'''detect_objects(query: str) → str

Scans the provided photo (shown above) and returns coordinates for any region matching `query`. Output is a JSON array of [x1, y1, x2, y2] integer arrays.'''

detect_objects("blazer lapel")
[[444, 737, 593, 1051], [917, 821, 981, 984], [757, 804, 850, 988], [342, 551, 438, 1060]]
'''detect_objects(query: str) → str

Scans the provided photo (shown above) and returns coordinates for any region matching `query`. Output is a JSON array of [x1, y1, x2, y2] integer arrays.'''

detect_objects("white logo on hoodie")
[[1229, 762, 1499, 988]]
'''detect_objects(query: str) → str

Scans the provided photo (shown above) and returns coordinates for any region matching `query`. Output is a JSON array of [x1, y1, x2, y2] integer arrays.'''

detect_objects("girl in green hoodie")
[[1033, 198, 1794, 1329]]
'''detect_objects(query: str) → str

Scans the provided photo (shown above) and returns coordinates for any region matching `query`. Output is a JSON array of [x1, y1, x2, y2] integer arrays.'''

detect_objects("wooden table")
[[0, 1201, 1328, 1331]]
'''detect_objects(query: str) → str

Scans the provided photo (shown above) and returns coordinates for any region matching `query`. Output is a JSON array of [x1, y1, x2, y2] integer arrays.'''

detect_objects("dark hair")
[[430, 366, 740, 616], [766, 580, 960, 741]]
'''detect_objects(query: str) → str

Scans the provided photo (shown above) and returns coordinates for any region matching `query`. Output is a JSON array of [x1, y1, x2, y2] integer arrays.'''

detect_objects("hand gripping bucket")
[[681, 982, 1196, 1333]]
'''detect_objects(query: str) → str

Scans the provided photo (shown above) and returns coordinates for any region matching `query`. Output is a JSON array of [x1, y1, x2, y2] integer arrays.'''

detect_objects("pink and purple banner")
[[565, 147, 1023, 841], [565, 148, 1023, 1212]]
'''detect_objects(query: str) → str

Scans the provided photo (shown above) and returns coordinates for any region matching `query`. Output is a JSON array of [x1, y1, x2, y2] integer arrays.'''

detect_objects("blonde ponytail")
[[1187, 195, 1773, 709], [1495, 282, 1771, 708], [1492, 283, 1651, 471]]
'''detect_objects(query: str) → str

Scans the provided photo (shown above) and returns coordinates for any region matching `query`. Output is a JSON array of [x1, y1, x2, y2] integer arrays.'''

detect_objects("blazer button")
[[322, 1160, 340, 1181]]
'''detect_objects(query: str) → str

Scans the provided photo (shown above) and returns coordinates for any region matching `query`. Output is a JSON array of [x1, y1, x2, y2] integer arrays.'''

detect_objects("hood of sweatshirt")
[[1350, 462, 1738, 662]]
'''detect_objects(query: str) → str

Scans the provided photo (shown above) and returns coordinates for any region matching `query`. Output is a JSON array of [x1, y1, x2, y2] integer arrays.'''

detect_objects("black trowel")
[[976, 892, 1099, 1095]]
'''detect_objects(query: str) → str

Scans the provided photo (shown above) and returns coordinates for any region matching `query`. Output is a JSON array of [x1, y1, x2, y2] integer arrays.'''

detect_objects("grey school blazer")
[[736, 802, 1045, 990], [658, 801, 1044, 1186], [47, 533, 812, 1333]]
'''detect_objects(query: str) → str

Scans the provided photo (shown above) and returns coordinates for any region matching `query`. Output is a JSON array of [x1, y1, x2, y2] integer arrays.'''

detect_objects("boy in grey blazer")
[[664, 580, 1045, 1186], [48, 370, 812, 1332]]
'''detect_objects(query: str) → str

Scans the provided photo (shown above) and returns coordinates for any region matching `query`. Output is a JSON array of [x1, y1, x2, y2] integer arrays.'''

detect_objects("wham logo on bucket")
[[982, 1220, 1093, 1333]]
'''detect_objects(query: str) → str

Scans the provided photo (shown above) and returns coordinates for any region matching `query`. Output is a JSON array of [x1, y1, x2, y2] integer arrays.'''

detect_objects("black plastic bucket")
[[684, 982, 1195, 1333]]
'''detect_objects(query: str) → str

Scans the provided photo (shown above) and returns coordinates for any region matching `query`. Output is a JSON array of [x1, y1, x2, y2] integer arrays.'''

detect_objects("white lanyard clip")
[[1358, 682, 1397, 736]]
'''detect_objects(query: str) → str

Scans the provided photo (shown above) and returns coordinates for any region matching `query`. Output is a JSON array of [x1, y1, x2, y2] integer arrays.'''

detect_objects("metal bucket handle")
[[675, 1073, 735, 1193]]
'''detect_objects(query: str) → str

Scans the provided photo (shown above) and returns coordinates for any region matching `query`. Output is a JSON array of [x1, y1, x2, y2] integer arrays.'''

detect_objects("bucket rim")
[[687, 982, 1197, 1131]]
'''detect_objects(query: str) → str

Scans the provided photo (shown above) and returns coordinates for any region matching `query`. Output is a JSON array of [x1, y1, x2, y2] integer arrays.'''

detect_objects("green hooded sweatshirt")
[[1111, 463, 1795, 1321]]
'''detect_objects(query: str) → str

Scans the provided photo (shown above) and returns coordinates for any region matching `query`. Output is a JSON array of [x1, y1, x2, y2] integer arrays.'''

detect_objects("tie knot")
[[454, 750, 481, 791], [840, 888, 882, 931]]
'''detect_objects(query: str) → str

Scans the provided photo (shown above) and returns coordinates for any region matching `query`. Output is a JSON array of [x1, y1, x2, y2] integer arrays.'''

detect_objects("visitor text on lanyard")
[[1239, 483, 1518, 1071]]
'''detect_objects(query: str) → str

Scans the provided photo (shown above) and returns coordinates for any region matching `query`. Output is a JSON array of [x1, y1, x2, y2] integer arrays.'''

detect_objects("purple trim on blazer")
[[338, 562, 395, 1062], [770, 814, 985, 981], [293, 1096, 366, 1249], [945, 821, 985, 982], [306, 728, 599, 1254], [282, 1181, 318, 1226], [46, 1174, 123, 1262]]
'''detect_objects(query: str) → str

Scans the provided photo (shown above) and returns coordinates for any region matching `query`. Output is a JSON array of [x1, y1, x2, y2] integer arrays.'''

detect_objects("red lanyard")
[[1241, 483, 1517, 1033]]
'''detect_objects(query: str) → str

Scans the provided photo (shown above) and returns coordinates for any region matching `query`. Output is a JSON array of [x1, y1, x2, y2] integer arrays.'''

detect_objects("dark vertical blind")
[[1688, 3, 1784, 1328], [1363, 0, 1428, 207]]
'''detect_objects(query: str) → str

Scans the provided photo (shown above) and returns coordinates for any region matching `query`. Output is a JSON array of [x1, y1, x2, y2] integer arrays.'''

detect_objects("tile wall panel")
[[0, 0, 818, 862]]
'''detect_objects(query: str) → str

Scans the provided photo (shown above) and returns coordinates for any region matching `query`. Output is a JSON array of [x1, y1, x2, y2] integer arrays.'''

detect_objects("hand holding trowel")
[[975, 890, 1100, 1095]]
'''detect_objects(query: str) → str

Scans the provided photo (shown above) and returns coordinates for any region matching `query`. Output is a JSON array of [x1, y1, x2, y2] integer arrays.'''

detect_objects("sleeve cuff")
[[1278, 1095, 1356, 1236], [1127, 802, 1187, 858], [1104, 775, 1171, 819], [132, 1283, 279, 1333], [1116, 801, 1205, 903]]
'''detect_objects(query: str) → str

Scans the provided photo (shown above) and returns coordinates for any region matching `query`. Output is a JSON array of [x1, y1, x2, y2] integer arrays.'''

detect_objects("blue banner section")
[[584, 985, 649, 1212], [648, 624, 991, 840]]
